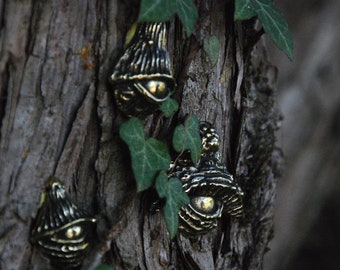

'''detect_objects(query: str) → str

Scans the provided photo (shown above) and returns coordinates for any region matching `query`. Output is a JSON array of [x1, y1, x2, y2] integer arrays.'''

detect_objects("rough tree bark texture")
[[0, 1, 281, 269]]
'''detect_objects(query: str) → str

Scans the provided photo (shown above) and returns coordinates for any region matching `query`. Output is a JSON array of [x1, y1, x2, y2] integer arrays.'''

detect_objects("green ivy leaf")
[[138, 0, 175, 22], [160, 98, 179, 117], [120, 117, 171, 191], [176, 0, 198, 35], [138, 0, 198, 36], [234, 0, 256, 20], [203, 35, 220, 66], [234, 0, 293, 60], [119, 117, 145, 147], [155, 171, 169, 198], [251, 0, 294, 60], [94, 264, 114, 270], [155, 171, 189, 238], [173, 114, 201, 163]]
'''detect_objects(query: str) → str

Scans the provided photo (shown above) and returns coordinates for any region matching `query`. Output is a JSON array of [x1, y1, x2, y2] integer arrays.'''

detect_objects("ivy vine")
[[138, 0, 198, 35], [138, 0, 294, 60], [119, 112, 200, 238], [234, 0, 293, 60], [119, 0, 293, 238]]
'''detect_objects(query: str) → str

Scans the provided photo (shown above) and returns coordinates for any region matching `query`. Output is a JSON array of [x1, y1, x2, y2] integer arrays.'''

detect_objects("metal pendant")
[[169, 122, 243, 237], [110, 22, 175, 117], [30, 177, 96, 269], [176, 158, 243, 236]]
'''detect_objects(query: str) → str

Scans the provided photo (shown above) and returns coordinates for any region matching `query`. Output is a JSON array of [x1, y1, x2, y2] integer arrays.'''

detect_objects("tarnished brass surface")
[[169, 122, 243, 236], [111, 22, 175, 117], [30, 177, 96, 268]]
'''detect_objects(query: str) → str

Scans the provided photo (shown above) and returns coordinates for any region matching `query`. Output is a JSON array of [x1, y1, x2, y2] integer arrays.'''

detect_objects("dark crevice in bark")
[[219, 0, 245, 178], [83, 1, 92, 37], [241, 18, 265, 59], [172, 23, 200, 100], [25, 1, 41, 56], [54, 86, 89, 173], [0, 61, 9, 141], [220, 217, 232, 254], [137, 200, 147, 270], [37, 7, 56, 109], [91, 71, 103, 234], [0, 0, 6, 30]]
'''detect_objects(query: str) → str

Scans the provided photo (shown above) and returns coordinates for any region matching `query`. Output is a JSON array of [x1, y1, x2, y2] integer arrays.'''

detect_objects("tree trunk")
[[0, 1, 281, 269]]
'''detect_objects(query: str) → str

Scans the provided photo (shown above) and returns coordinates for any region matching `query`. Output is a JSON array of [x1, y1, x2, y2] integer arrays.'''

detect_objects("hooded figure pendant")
[[110, 22, 175, 118], [30, 177, 96, 269], [169, 122, 243, 237]]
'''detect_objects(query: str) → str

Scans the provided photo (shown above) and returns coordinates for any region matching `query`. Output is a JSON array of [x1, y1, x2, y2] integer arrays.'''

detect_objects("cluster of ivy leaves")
[[138, 0, 294, 60], [120, 113, 201, 238], [119, 0, 294, 239]]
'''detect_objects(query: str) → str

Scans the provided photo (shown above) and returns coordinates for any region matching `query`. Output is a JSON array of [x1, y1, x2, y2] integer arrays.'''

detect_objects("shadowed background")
[[264, 0, 340, 269]]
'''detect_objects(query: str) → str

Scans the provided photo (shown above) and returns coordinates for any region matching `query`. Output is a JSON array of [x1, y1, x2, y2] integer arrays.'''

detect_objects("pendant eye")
[[190, 196, 216, 213], [65, 226, 82, 239], [147, 80, 167, 96]]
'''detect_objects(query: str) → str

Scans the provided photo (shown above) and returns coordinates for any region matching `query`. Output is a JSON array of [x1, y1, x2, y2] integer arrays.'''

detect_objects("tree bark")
[[0, 1, 281, 269]]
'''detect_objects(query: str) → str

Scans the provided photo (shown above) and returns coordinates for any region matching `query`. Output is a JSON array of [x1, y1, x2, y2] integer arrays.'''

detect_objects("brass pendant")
[[30, 177, 96, 269], [169, 122, 243, 237], [110, 22, 175, 117]]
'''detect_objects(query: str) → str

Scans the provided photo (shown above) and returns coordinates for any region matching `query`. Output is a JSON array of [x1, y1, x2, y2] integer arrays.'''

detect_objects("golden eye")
[[191, 196, 215, 213], [147, 80, 166, 95], [65, 226, 82, 239]]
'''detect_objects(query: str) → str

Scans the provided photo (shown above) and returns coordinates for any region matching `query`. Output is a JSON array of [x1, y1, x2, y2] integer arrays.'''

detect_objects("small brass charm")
[[169, 122, 243, 236], [110, 22, 175, 117], [30, 177, 96, 269]]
